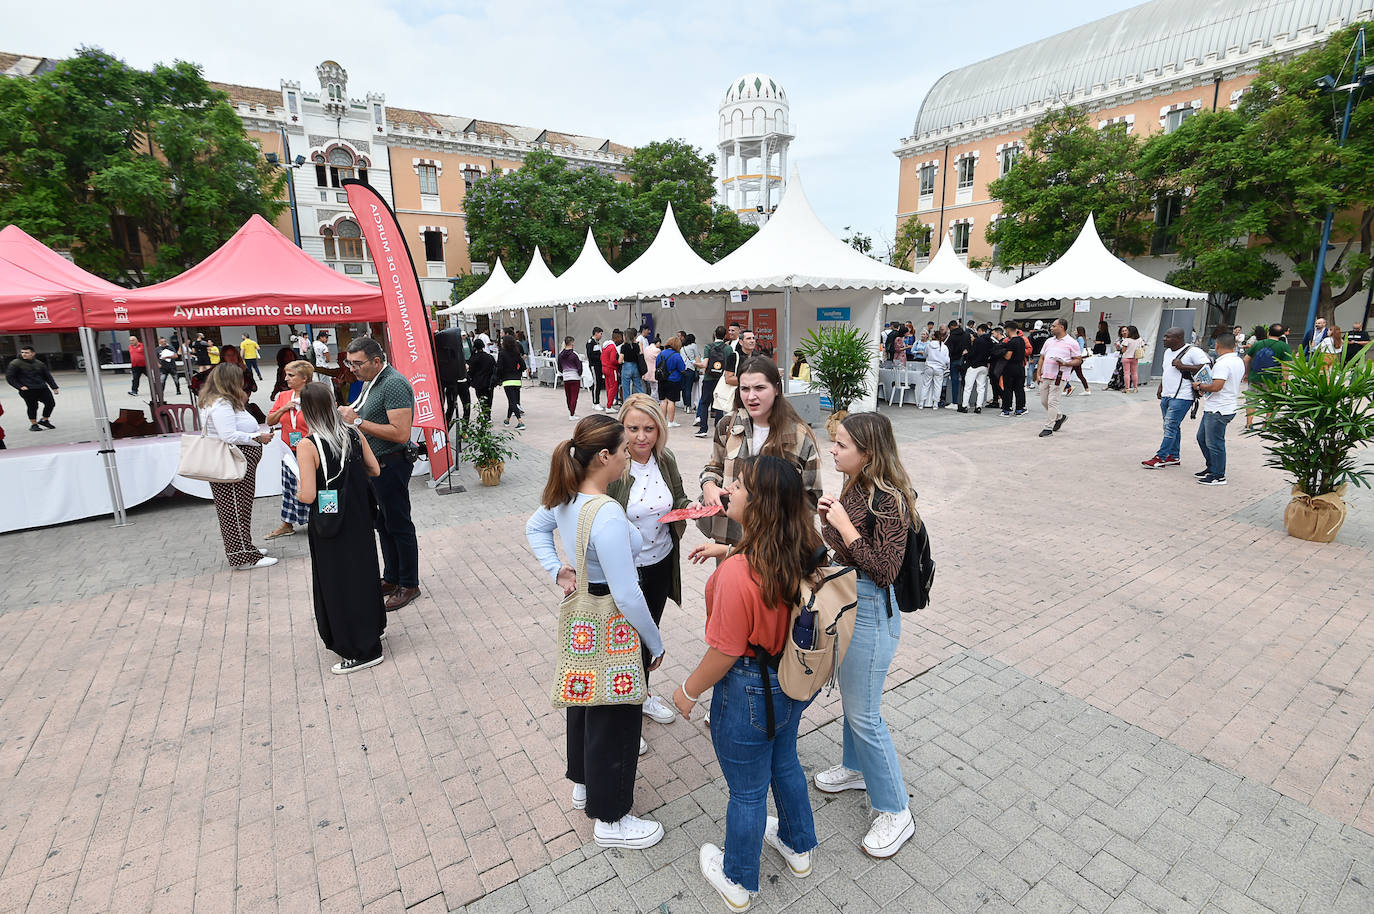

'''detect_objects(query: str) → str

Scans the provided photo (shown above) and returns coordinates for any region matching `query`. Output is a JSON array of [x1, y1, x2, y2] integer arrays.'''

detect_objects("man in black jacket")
[[6, 346, 59, 431], [961, 324, 994, 413], [945, 320, 969, 409], [466, 339, 496, 417], [585, 327, 606, 410], [994, 321, 1027, 416]]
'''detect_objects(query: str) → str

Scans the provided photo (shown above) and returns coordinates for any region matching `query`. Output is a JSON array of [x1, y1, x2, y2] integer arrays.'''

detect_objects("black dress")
[[308, 429, 385, 662]]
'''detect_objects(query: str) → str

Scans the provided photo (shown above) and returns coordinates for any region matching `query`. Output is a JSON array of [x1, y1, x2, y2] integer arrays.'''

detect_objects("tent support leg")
[[782, 286, 791, 369], [80, 326, 131, 527]]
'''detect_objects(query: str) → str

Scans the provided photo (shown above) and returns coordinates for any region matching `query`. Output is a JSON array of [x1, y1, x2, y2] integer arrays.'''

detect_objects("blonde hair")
[[285, 359, 314, 382], [839, 412, 917, 523], [618, 393, 667, 463], [198, 363, 248, 411]]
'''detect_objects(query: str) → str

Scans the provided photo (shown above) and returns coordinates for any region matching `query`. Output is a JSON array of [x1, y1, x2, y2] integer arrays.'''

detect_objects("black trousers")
[[369, 456, 419, 588], [999, 368, 1025, 411], [443, 380, 471, 427], [637, 553, 673, 686], [503, 384, 523, 421], [19, 388, 54, 421], [129, 366, 146, 394], [566, 582, 644, 822], [590, 364, 604, 405]]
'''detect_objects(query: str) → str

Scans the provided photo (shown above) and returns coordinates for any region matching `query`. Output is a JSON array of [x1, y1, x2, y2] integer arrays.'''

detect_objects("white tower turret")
[[717, 74, 792, 226]]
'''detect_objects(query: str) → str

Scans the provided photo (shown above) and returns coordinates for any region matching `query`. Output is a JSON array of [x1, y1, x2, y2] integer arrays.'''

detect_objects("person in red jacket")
[[601, 330, 622, 410], [128, 334, 147, 397]]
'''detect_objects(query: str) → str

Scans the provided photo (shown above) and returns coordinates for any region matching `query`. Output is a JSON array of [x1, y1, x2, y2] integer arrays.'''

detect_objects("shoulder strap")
[[573, 495, 615, 595]]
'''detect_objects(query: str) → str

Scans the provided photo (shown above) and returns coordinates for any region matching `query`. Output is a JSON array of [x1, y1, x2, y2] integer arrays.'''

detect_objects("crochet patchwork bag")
[[550, 495, 647, 708]]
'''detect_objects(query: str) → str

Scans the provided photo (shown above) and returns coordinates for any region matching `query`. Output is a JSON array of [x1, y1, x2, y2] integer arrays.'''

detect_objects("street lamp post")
[[1305, 26, 1370, 343], [267, 128, 309, 343]]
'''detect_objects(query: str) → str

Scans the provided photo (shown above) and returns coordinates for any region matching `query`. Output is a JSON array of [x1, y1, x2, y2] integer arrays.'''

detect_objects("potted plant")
[[1243, 342, 1374, 542], [459, 402, 519, 486], [799, 324, 875, 439]]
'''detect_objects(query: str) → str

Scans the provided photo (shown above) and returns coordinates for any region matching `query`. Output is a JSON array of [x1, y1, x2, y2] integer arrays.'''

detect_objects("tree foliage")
[[463, 139, 755, 279], [986, 106, 1151, 268], [0, 47, 285, 286], [891, 216, 932, 267]]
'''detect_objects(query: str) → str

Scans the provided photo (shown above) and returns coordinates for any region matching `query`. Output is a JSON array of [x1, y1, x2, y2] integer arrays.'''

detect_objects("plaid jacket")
[[697, 409, 821, 544]]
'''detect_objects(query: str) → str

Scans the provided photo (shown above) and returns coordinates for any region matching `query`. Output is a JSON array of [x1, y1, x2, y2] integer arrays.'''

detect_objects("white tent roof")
[[614, 203, 711, 302], [550, 230, 620, 306], [438, 257, 514, 316], [647, 169, 965, 296], [1002, 214, 1207, 301], [482, 247, 562, 314], [884, 237, 1010, 305]]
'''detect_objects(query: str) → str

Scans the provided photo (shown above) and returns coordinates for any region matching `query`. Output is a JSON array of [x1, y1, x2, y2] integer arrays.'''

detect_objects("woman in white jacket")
[[200, 364, 276, 570], [920, 329, 951, 408]]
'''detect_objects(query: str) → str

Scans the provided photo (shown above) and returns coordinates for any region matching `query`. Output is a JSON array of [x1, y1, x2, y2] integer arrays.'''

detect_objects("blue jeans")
[[947, 359, 963, 406], [838, 574, 907, 814], [1026, 356, 1039, 388], [1196, 410, 1235, 477], [711, 657, 817, 892], [1156, 397, 1192, 460], [620, 364, 642, 396], [696, 376, 718, 432]]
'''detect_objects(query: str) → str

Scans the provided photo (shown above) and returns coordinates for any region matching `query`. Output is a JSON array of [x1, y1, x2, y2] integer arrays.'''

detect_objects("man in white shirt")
[[1142, 327, 1210, 469], [312, 331, 332, 367], [1192, 332, 1245, 485]]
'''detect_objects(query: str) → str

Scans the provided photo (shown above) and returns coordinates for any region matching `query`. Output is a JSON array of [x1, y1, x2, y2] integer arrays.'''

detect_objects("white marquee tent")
[[438, 257, 514, 317], [885, 235, 1012, 327]]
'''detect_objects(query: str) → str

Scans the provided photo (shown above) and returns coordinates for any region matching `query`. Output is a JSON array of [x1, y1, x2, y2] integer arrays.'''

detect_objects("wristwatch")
[[351, 416, 363, 427]]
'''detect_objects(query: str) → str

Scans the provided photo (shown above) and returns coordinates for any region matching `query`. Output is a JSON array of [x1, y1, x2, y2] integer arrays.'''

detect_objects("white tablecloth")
[[1081, 353, 1119, 384]]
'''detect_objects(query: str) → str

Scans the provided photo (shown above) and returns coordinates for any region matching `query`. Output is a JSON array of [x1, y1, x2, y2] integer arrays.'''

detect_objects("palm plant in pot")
[[459, 401, 519, 486], [798, 324, 875, 439], [1243, 342, 1374, 542]]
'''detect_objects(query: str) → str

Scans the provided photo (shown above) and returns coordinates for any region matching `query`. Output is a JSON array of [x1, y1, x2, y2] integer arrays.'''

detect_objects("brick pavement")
[[0, 381, 1371, 912]]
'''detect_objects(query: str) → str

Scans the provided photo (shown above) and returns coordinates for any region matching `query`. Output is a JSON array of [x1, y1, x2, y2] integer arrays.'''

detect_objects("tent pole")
[[80, 326, 131, 527], [961, 291, 968, 326], [1128, 298, 1135, 325], [782, 286, 791, 366]]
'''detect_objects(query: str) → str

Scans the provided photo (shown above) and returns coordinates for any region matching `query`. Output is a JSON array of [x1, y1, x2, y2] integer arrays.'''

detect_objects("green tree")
[[1140, 24, 1374, 322], [449, 271, 488, 306], [841, 226, 874, 256], [621, 139, 756, 264], [986, 106, 1151, 268], [0, 47, 285, 286], [890, 216, 932, 267]]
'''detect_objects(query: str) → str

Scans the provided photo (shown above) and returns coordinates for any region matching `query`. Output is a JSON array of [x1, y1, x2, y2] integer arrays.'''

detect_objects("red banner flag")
[[342, 180, 452, 483]]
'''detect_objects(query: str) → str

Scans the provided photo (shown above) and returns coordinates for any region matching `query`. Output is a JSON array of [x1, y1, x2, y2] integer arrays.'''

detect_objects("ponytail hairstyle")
[[540, 413, 625, 508], [732, 455, 825, 609], [300, 382, 352, 469], [838, 412, 917, 524]]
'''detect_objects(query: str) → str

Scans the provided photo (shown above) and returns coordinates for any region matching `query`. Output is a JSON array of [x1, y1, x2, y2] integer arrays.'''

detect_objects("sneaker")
[[764, 816, 812, 878], [515, 422, 527, 430], [503, 418, 510, 426], [668, 421, 682, 428], [1081, 388, 1091, 396], [1014, 408, 1027, 416], [639, 737, 648, 756], [973, 407, 981, 414], [1053, 415, 1066, 432], [592, 403, 604, 411], [1160, 456, 1181, 468], [571, 783, 587, 810], [699, 844, 750, 911], [862, 808, 915, 859], [1198, 475, 1227, 486], [642, 695, 677, 724], [956, 407, 968, 413], [695, 430, 710, 438], [999, 410, 1012, 418], [1063, 386, 1074, 396], [594, 814, 664, 849], [29, 423, 41, 432], [941, 403, 955, 409], [1193, 469, 1211, 478], [569, 414, 579, 421], [331, 654, 383, 675], [38, 419, 54, 429], [237, 556, 278, 570], [1141, 456, 1166, 469], [1038, 429, 1054, 438], [813, 765, 866, 794], [258, 547, 268, 555]]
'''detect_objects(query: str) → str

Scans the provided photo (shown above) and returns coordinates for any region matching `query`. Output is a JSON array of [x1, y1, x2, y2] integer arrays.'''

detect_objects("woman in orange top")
[[265, 360, 314, 538], [675, 455, 822, 911]]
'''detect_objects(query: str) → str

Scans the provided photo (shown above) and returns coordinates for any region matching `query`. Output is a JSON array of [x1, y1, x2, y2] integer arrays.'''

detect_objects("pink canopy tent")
[[0, 257, 84, 332], [82, 214, 385, 330]]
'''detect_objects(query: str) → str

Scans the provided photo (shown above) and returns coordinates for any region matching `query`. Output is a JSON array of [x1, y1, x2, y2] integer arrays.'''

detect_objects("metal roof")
[[912, 0, 1373, 140]]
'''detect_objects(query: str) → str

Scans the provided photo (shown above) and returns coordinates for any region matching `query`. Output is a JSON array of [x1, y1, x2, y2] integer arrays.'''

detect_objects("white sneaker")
[[639, 737, 648, 756], [569, 414, 579, 421], [238, 556, 278, 570], [642, 695, 676, 724], [571, 783, 586, 810], [1081, 388, 1091, 396], [594, 814, 664, 849], [813, 765, 866, 794], [667, 421, 681, 427], [862, 807, 915, 859], [592, 403, 604, 411], [764, 816, 812, 878], [699, 844, 750, 911]]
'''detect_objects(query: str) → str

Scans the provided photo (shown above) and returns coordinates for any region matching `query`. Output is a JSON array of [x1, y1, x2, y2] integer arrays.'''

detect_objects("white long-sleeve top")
[[925, 341, 951, 372], [204, 398, 261, 445], [526, 493, 664, 659]]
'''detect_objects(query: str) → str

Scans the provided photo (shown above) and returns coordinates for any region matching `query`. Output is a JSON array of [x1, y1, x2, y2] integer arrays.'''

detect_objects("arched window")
[[752, 107, 766, 135], [321, 226, 336, 260], [327, 147, 356, 187], [336, 221, 364, 260]]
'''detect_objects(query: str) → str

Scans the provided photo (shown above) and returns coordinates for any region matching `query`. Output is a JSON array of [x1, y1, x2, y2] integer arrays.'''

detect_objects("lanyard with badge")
[[284, 395, 305, 448], [314, 435, 344, 514]]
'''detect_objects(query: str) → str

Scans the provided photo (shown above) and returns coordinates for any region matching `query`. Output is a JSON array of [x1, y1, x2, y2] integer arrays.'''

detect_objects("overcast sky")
[[10, 0, 1142, 252]]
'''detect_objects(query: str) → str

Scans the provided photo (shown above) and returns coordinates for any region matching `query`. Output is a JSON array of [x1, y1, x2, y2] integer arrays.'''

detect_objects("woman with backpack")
[[525, 414, 667, 850], [673, 455, 822, 911], [295, 383, 386, 674], [815, 412, 918, 859]]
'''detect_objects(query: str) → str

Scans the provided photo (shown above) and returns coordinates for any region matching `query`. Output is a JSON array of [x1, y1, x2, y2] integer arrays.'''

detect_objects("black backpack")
[[893, 515, 935, 614]]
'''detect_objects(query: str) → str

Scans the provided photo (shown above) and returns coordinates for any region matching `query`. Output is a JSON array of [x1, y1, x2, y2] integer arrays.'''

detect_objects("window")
[[111, 214, 143, 266], [315, 164, 328, 187], [952, 222, 971, 255], [1151, 196, 1183, 254], [956, 156, 975, 190], [462, 165, 483, 191], [1164, 107, 1196, 133], [919, 163, 936, 197], [418, 165, 439, 196], [336, 221, 364, 260], [327, 148, 355, 187], [321, 226, 335, 260], [423, 230, 444, 262], [373, 103, 383, 125], [999, 146, 1020, 176], [287, 92, 298, 115]]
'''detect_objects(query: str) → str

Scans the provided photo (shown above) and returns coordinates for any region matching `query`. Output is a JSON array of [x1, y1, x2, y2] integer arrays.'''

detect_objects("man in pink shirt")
[[1034, 318, 1083, 438]]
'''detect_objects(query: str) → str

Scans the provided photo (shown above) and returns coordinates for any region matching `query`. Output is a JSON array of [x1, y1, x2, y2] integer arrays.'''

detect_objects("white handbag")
[[177, 419, 247, 483]]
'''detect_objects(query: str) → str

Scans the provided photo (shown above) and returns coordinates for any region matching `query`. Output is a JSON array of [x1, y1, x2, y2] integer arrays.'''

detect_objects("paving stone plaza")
[[0, 378, 1371, 913]]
